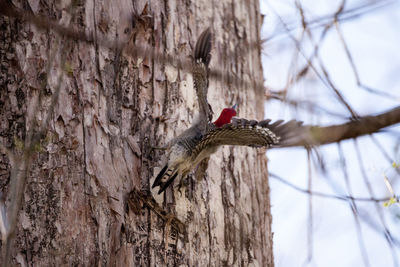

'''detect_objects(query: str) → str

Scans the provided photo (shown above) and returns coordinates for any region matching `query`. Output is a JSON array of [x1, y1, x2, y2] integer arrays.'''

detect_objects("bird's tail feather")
[[152, 165, 180, 194], [158, 172, 179, 194], [152, 165, 168, 189]]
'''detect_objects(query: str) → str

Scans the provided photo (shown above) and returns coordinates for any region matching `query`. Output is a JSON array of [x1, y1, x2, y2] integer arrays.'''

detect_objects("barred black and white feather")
[[192, 28, 213, 126], [152, 118, 306, 194], [190, 118, 305, 160]]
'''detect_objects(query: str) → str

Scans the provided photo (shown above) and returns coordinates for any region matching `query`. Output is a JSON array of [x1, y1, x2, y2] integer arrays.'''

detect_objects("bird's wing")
[[191, 118, 306, 157], [152, 29, 213, 195], [193, 28, 213, 127], [194, 28, 212, 66]]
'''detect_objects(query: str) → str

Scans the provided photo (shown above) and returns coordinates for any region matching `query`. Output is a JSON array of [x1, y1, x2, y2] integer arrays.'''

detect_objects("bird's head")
[[213, 104, 237, 127]]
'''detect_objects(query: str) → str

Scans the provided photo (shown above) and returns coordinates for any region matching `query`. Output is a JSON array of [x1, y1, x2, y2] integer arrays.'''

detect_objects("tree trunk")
[[0, 0, 272, 266]]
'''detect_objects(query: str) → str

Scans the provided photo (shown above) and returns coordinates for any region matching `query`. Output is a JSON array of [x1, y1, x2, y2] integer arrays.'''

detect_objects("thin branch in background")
[[338, 142, 372, 267], [383, 129, 400, 139], [281, 14, 306, 104], [353, 139, 399, 266], [267, 1, 400, 265], [305, 151, 400, 249], [383, 176, 398, 203], [356, 206, 400, 248], [317, 58, 359, 116], [273, 0, 337, 121], [265, 0, 397, 42], [265, 22, 337, 119], [305, 0, 395, 31], [309, 144, 400, 250], [370, 135, 397, 166], [369, 135, 400, 182], [265, 1, 359, 119], [277, 10, 332, 118], [395, 139, 400, 160], [269, 173, 390, 202], [266, 94, 349, 119], [303, 149, 313, 266], [269, 0, 398, 117], [309, 147, 327, 175], [302, 0, 360, 119], [270, 170, 400, 249], [334, 20, 399, 99], [292, 19, 333, 83]]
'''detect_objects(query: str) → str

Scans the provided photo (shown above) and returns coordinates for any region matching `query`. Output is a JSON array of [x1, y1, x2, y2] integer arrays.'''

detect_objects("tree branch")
[[282, 106, 400, 147]]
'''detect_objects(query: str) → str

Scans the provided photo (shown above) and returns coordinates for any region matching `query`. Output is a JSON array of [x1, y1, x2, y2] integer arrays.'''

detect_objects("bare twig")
[[265, 0, 397, 42], [266, 93, 348, 119], [304, 149, 313, 266], [354, 140, 399, 266], [369, 135, 400, 181], [338, 143, 371, 267], [334, 20, 398, 99], [269, 173, 390, 202], [265, 1, 359, 119]]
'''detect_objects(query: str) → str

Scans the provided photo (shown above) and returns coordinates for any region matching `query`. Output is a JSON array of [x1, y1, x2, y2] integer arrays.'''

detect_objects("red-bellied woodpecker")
[[152, 105, 304, 194], [152, 28, 215, 194], [152, 29, 305, 194]]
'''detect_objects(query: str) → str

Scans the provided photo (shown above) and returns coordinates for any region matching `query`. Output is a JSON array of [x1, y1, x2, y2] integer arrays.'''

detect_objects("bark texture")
[[0, 0, 272, 266]]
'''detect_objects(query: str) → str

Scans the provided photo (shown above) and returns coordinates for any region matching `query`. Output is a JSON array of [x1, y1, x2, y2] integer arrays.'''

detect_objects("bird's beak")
[[232, 104, 238, 110]]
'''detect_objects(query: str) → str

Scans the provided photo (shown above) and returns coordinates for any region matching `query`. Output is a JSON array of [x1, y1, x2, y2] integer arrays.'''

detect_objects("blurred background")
[[260, 0, 400, 266]]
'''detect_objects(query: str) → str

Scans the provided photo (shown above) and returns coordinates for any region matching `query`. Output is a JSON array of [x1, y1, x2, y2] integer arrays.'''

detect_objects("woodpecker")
[[152, 29, 305, 194], [151, 28, 215, 194], [152, 105, 304, 194]]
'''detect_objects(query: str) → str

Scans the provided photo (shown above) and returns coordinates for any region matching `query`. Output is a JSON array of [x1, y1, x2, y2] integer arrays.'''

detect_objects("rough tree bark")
[[0, 0, 272, 266]]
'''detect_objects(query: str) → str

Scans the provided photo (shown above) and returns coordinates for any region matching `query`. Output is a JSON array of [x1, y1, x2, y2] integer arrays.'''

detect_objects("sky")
[[260, 0, 400, 266]]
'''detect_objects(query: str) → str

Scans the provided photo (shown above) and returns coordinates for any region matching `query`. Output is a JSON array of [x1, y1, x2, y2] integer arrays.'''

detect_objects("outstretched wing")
[[152, 29, 213, 195], [191, 118, 305, 157], [193, 28, 213, 126]]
